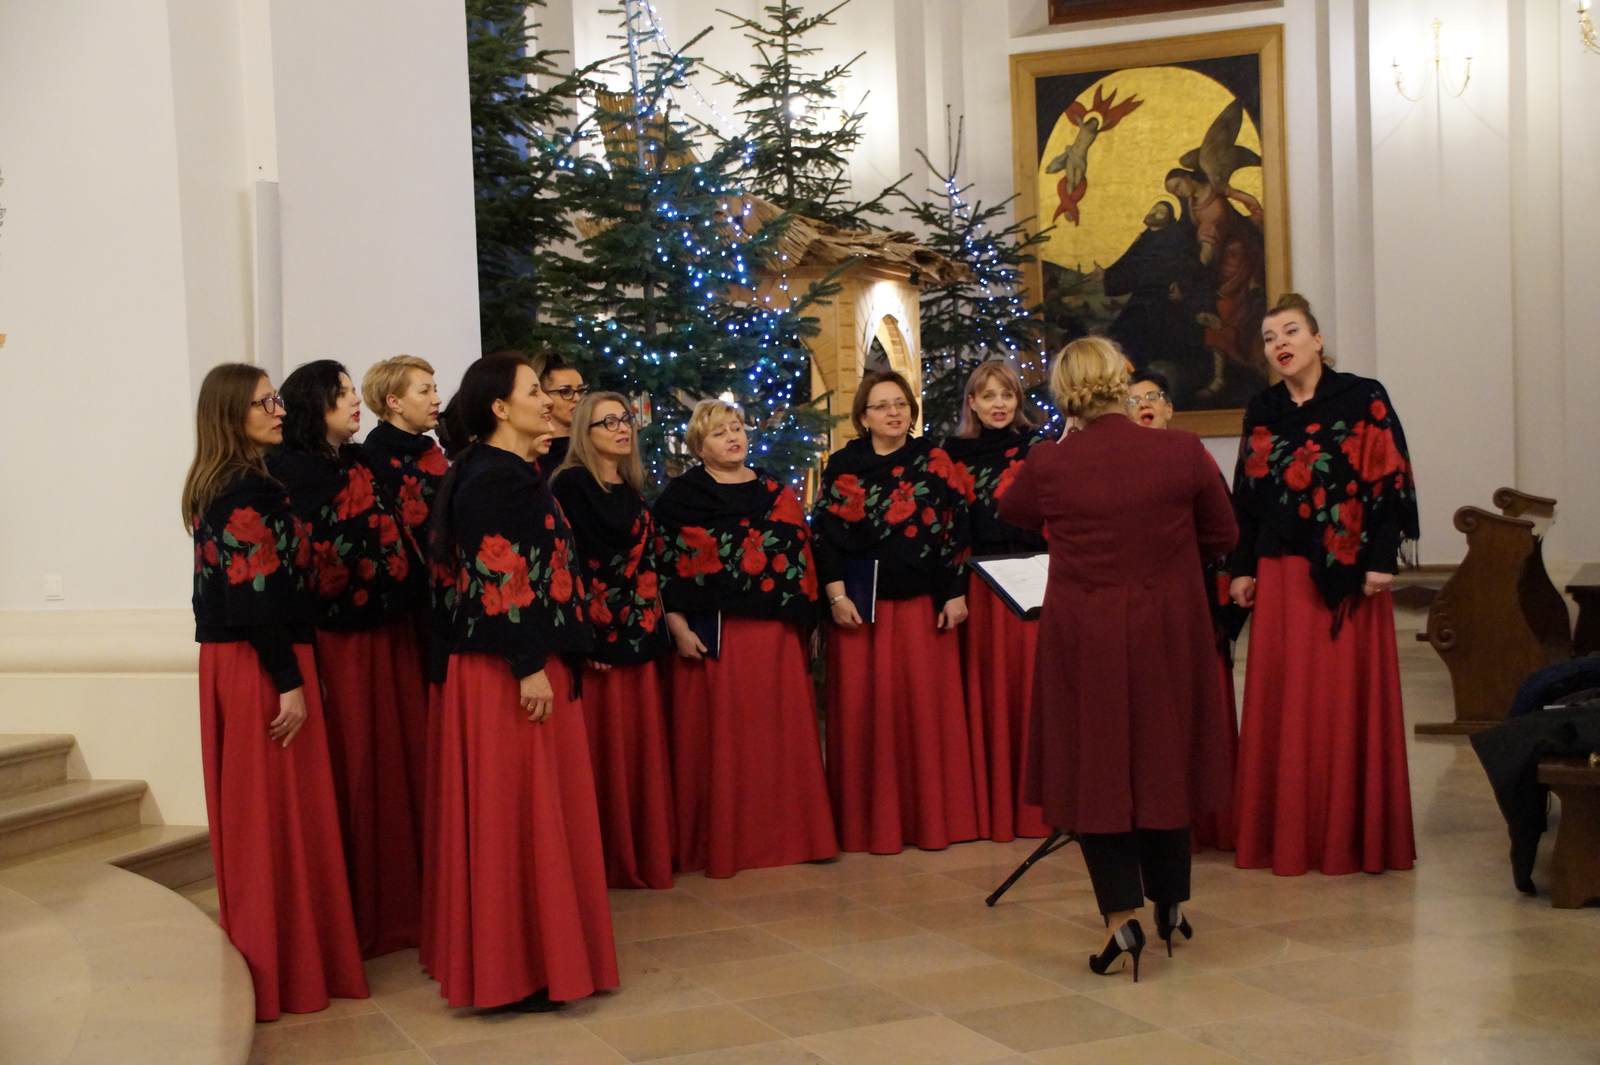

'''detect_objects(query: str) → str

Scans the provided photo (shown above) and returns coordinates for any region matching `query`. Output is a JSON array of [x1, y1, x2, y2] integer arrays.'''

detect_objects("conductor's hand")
[[1363, 571, 1395, 597], [937, 595, 968, 630], [826, 582, 862, 630], [519, 669, 554, 723], [268, 686, 308, 748], [1229, 576, 1257, 609], [666, 612, 706, 660]]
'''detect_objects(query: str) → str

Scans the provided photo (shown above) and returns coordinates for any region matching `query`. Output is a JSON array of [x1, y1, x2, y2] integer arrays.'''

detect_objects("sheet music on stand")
[[971, 553, 1051, 620]]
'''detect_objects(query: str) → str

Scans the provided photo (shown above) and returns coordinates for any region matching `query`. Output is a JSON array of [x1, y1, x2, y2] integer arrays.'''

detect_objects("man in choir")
[[536, 354, 588, 477]]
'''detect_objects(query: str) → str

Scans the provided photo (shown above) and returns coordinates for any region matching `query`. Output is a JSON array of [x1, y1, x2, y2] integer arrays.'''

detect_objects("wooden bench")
[[1536, 756, 1600, 908], [1567, 564, 1600, 657]]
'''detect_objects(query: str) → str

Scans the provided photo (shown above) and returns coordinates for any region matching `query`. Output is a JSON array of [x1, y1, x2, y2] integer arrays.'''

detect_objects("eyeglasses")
[[1124, 391, 1168, 408], [866, 399, 911, 414], [252, 393, 285, 415], [547, 385, 590, 401], [589, 412, 636, 431]]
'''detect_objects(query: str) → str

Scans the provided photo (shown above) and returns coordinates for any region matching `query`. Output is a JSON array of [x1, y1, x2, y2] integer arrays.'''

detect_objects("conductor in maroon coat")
[[998, 336, 1237, 982]]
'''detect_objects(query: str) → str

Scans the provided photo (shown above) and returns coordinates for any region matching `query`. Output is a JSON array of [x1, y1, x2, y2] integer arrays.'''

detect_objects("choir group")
[[182, 291, 1421, 1020]]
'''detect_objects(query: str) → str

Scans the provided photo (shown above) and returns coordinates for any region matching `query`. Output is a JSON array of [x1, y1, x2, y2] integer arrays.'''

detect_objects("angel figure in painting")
[[1045, 86, 1143, 226]]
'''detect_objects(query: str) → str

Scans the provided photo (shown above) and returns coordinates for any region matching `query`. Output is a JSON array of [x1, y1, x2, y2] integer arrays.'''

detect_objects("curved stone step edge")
[[0, 733, 74, 798], [0, 778, 147, 862], [6, 822, 214, 890]]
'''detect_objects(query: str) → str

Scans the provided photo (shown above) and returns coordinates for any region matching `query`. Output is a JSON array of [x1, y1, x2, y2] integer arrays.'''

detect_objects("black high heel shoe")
[[1088, 919, 1146, 982], [1154, 903, 1193, 957]]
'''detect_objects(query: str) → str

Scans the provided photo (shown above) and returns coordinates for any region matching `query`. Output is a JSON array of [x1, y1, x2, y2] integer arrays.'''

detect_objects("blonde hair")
[[361, 355, 436, 418], [955, 359, 1038, 438], [181, 363, 274, 527], [1262, 292, 1334, 367], [556, 391, 644, 493], [1049, 336, 1130, 416], [685, 398, 745, 459]]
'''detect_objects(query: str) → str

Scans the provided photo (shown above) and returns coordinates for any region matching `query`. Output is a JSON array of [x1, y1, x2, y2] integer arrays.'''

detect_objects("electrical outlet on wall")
[[43, 574, 64, 601]]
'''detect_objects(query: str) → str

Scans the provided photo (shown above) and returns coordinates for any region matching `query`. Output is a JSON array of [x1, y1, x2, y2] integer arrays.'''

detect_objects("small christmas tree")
[[712, 0, 903, 230], [555, 8, 835, 492], [901, 110, 1055, 433], [466, 0, 593, 356]]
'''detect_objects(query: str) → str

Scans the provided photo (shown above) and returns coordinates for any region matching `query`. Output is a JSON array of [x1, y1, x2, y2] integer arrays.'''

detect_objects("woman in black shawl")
[[1229, 293, 1420, 876]]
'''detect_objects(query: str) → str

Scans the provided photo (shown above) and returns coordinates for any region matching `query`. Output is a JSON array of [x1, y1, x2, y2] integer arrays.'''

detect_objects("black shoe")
[[500, 987, 563, 1014], [1154, 903, 1193, 957], [1088, 919, 1146, 982]]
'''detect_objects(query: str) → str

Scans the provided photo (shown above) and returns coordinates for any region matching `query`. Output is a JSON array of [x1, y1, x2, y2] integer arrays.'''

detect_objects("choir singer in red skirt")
[[813, 370, 981, 855], [652, 399, 838, 877], [943, 359, 1051, 842], [271, 360, 426, 958], [552, 392, 675, 890], [184, 363, 368, 1020], [424, 352, 617, 1011], [998, 338, 1238, 980], [1229, 293, 1419, 876]]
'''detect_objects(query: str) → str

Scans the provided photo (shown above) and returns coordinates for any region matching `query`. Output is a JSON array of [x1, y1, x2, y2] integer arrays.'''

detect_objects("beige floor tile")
[[673, 867, 824, 902], [1183, 1008, 1391, 1065], [425, 1024, 627, 1064], [1337, 1033, 1600, 1065], [559, 968, 724, 1021], [364, 950, 431, 1001], [682, 954, 856, 1002], [246, 1013, 414, 1064], [381, 1000, 573, 1050], [648, 1041, 831, 1065], [313, 1053, 431, 1065], [1314, 982, 1533, 1046], [580, 1003, 785, 1061], [1255, 913, 1418, 953], [819, 932, 999, 981], [878, 962, 1067, 1014], [762, 908, 923, 950], [882, 897, 1051, 932], [1085, 972, 1297, 1028], [739, 983, 928, 1036], [1501, 968, 1600, 1035], [834, 873, 984, 907], [609, 893, 748, 943], [1172, 925, 1331, 972], [1228, 949, 1423, 1006], [798, 1014, 1016, 1065], [713, 889, 868, 925], [633, 926, 801, 970], [791, 852, 936, 886], [1029, 1029, 1248, 1065], [941, 860, 1084, 894], [952, 994, 1152, 1053], [263, 998, 381, 1028]]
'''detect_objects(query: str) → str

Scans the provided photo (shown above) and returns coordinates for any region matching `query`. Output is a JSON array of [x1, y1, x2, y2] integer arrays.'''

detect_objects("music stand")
[[985, 829, 1079, 907]]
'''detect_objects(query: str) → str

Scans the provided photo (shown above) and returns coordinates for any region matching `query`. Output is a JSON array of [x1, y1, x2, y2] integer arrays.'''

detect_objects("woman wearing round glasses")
[[184, 365, 368, 1019], [551, 393, 674, 890], [812, 369, 980, 855], [652, 399, 838, 877], [268, 359, 427, 959], [535, 354, 590, 477], [942, 360, 1050, 843]]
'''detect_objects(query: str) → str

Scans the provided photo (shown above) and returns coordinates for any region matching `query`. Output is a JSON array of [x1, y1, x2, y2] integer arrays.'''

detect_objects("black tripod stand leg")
[[985, 830, 1076, 907]]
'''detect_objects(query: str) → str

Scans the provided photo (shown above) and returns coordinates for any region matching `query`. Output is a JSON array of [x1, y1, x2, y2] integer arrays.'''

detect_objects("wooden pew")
[[1537, 756, 1600, 908], [1416, 489, 1574, 735]]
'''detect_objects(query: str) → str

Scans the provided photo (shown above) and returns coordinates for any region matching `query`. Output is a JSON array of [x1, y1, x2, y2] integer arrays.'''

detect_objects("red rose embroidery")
[[1298, 503, 1312, 518], [1342, 422, 1405, 482], [1244, 426, 1273, 480], [738, 528, 768, 576], [373, 513, 401, 546], [481, 581, 507, 616], [358, 558, 377, 581], [386, 551, 409, 581], [352, 588, 368, 606], [503, 562, 535, 609], [771, 553, 789, 573], [202, 540, 220, 566], [760, 576, 775, 592], [903, 525, 918, 537], [548, 541, 574, 603], [676, 527, 723, 578], [769, 487, 805, 525], [416, 447, 448, 477], [799, 549, 818, 599], [589, 595, 614, 627], [1370, 398, 1388, 421], [334, 466, 376, 519], [639, 605, 660, 632], [544, 513, 556, 530], [1322, 498, 1365, 565], [1313, 486, 1327, 509], [921, 506, 936, 525], [637, 569, 659, 600], [828, 474, 868, 523], [1306, 423, 1321, 434], [885, 482, 918, 525], [477, 534, 522, 575], [313, 542, 349, 599], [225, 507, 272, 547], [995, 459, 1024, 501], [226, 553, 252, 585]]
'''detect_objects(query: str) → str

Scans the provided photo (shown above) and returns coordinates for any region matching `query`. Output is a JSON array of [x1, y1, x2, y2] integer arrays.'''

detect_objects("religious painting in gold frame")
[[1048, 1, 1261, 25], [1011, 26, 1289, 436]]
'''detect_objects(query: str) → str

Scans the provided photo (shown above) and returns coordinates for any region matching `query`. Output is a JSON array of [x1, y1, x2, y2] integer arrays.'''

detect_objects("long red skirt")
[[198, 642, 369, 1021], [1233, 556, 1416, 875], [961, 575, 1050, 842], [1192, 651, 1238, 852], [584, 660, 674, 889], [827, 596, 981, 854], [424, 655, 618, 1007], [670, 618, 838, 877], [315, 620, 426, 957]]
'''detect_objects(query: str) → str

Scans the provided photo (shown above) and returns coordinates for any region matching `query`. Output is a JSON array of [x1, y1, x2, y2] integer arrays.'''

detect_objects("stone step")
[[6, 822, 213, 889], [0, 733, 74, 798], [0, 778, 146, 863], [0, 860, 253, 1065]]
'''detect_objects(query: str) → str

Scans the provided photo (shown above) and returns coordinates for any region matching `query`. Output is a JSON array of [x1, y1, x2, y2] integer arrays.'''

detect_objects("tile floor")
[[236, 635, 1600, 1065]]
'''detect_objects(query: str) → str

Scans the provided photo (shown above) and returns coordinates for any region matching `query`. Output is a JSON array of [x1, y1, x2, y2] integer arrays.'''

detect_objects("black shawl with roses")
[[1230, 370, 1420, 628], [364, 421, 451, 674], [941, 426, 1048, 557], [551, 468, 669, 665], [436, 445, 591, 678], [811, 436, 972, 608], [268, 446, 420, 629], [192, 471, 315, 692], [650, 466, 819, 626]]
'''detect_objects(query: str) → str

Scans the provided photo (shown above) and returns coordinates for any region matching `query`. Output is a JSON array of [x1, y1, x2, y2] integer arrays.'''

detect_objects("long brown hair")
[[181, 363, 273, 527], [954, 359, 1039, 437], [556, 391, 644, 493]]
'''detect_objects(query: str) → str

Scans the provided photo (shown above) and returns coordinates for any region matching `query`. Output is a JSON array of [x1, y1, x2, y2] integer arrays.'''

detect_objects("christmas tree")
[[900, 110, 1055, 433], [555, 7, 836, 492], [712, 0, 903, 230], [466, 0, 592, 356]]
